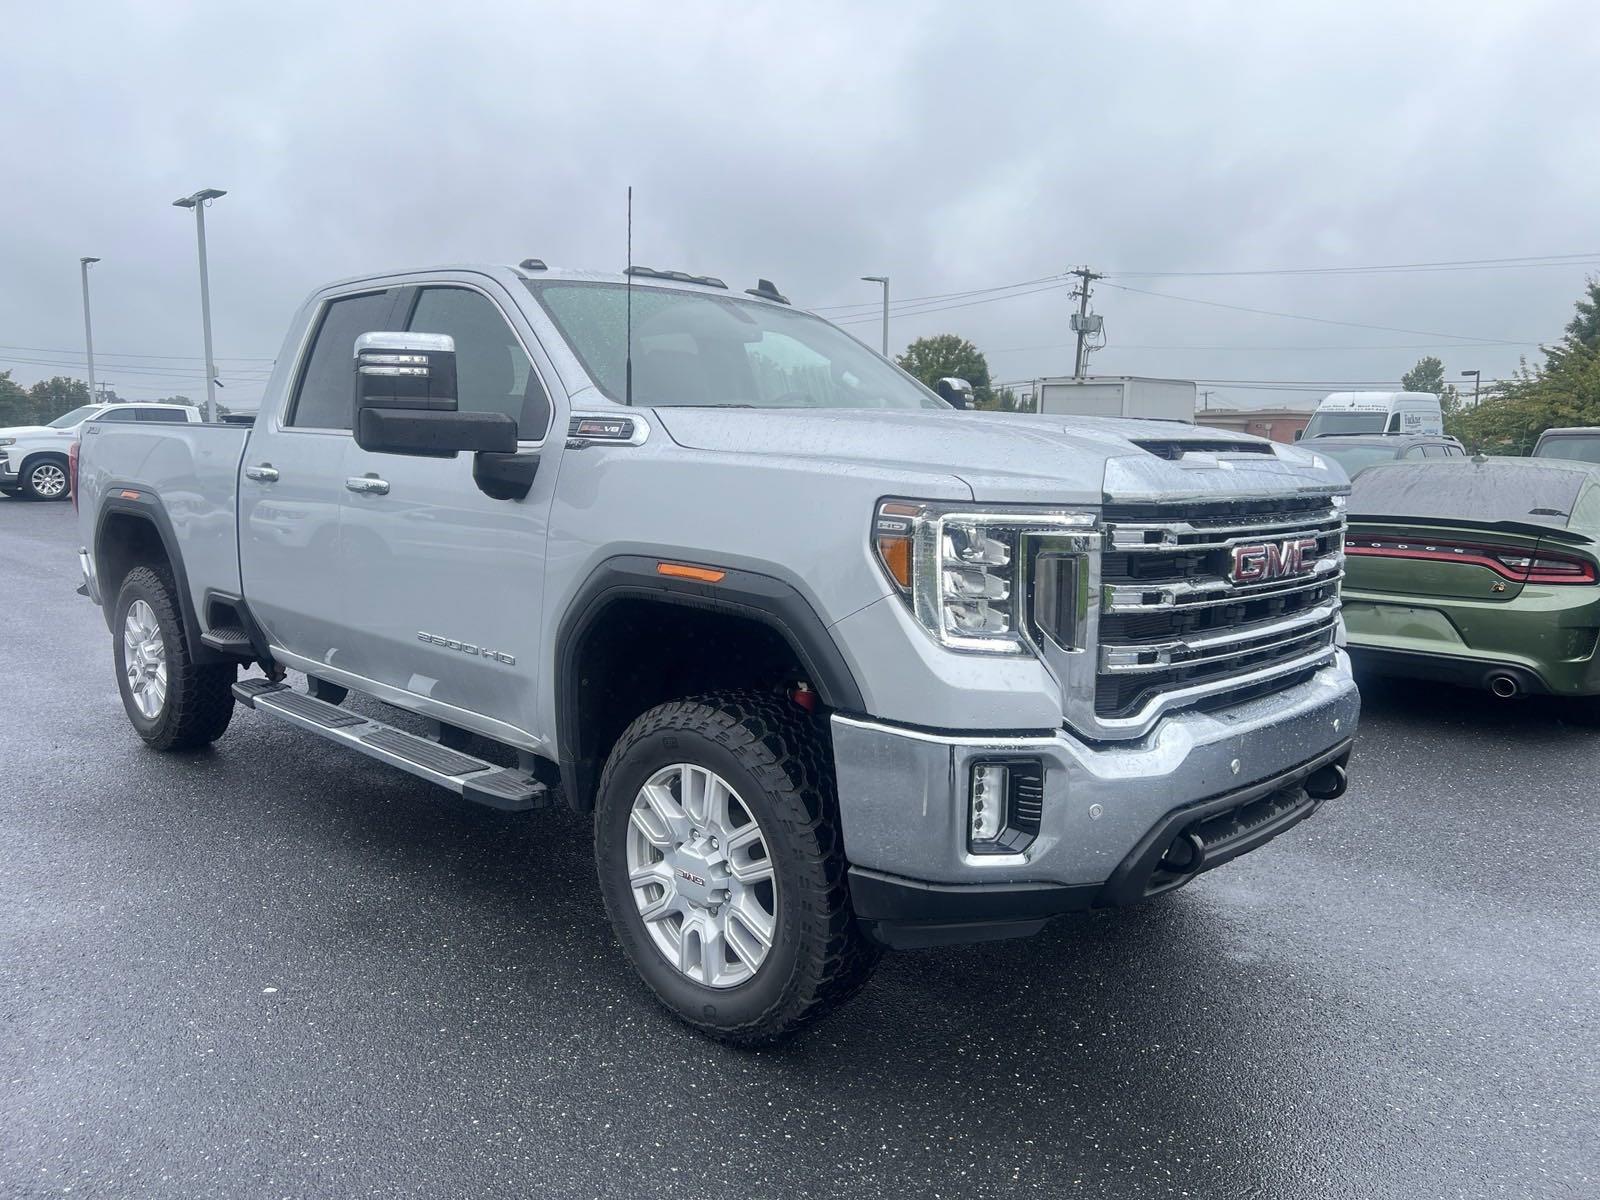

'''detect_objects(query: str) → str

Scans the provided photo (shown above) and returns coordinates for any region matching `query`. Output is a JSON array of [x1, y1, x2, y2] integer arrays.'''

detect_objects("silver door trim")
[[268, 645, 548, 754]]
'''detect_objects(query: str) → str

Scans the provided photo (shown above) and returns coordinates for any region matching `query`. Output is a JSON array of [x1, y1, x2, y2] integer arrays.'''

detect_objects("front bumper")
[[832, 653, 1360, 947], [0, 455, 18, 485]]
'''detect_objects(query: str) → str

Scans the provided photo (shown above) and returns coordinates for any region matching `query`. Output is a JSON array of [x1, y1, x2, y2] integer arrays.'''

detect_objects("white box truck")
[[1031, 376, 1196, 422]]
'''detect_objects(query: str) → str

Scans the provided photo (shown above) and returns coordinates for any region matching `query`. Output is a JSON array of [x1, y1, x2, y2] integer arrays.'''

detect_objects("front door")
[[337, 279, 559, 747], [239, 287, 400, 667]]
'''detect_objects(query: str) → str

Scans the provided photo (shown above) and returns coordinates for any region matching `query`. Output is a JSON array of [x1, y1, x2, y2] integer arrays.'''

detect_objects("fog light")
[[970, 763, 1009, 844]]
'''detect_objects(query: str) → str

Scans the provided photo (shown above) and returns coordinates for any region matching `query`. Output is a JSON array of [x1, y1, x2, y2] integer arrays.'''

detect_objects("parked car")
[[1, 402, 201, 500], [1532, 426, 1600, 464], [1342, 456, 1600, 703], [1307, 433, 1467, 479], [75, 262, 1359, 1044], [1301, 391, 1444, 440]]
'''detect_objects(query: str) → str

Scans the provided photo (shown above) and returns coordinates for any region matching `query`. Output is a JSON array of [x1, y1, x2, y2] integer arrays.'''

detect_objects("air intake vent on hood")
[[1133, 439, 1274, 461]]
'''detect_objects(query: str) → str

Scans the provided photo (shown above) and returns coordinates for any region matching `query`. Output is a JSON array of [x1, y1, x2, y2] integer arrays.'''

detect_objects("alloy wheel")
[[625, 763, 778, 988], [30, 462, 67, 498], [123, 599, 168, 719]]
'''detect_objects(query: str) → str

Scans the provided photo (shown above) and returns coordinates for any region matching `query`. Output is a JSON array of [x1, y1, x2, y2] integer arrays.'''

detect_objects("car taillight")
[[1346, 536, 1597, 584], [68, 439, 80, 510]]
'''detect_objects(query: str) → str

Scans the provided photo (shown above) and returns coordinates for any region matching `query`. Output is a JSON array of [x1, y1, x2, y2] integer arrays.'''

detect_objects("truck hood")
[[653, 408, 1349, 505], [0, 425, 63, 439]]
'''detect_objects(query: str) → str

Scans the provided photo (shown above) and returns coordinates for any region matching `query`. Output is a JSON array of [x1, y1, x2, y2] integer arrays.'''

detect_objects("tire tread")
[[117, 565, 235, 750], [595, 691, 879, 1045]]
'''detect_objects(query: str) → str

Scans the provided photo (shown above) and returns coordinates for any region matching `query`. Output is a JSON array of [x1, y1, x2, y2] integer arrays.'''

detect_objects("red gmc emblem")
[[1230, 537, 1318, 585]]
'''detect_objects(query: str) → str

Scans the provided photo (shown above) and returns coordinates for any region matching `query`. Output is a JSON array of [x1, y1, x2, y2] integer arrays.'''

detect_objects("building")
[[1195, 406, 1313, 444]]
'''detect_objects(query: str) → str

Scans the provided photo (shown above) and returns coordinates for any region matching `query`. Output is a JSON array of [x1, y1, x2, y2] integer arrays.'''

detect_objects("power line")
[[831, 279, 1071, 326], [809, 250, 1599, 317], [0, 342, 274, 362], [1097, 281, 1529, 344], [989, 339, 1534, 354], [1110, 252, 1600, 278]]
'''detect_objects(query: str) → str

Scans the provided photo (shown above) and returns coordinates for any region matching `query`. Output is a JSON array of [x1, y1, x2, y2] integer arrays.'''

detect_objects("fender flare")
[[553, 555, 865, 805], [94, 486, 228, 665]]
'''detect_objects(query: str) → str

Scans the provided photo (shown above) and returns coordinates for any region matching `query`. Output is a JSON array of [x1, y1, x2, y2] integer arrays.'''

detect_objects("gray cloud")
[[2, 0, 1597, 410]]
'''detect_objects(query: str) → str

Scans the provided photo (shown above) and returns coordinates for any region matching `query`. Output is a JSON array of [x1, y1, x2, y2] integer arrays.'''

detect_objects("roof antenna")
[[625, 185, 634, 407]]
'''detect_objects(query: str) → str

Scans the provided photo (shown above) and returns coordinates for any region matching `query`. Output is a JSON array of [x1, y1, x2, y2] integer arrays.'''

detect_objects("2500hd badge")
[[416, 631, 516, 665]]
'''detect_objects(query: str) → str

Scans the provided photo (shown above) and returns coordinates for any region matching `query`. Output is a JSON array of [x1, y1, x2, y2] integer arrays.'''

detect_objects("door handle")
[[245, 463, 279, 482], [345, 475, 390, 495]]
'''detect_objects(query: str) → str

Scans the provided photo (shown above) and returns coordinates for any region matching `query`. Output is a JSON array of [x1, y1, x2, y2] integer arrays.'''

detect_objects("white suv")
[[0, 402, 201, 500]]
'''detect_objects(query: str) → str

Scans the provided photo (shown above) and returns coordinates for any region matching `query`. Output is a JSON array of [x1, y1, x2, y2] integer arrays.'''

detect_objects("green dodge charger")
[[1342, 456, 1600, 703]]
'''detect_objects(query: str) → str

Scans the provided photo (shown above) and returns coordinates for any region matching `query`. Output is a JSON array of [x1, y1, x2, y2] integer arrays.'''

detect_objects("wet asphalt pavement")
[[1, 497, 1596, 1199]]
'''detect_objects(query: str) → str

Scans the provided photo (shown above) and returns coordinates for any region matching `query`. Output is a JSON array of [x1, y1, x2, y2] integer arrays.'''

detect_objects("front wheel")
[[20, 457, 69, 500], [113, 565, 236, 750], [594, 693, 879, 1045]]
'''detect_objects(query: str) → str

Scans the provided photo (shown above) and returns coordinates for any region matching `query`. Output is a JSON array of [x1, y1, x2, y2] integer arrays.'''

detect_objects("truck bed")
[[77, 421, 250, 614]]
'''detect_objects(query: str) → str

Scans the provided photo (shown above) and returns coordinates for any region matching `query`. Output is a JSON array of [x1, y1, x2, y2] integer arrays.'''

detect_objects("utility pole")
[[173, 188, 227, 421], [1069, 266, 1103, 379], [79, 257, 101, 398], [861, 275, 889, 356], [1199, 389, 1216, 412]]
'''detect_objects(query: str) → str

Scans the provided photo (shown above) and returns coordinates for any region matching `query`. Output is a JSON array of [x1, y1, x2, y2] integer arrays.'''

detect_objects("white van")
[[1301, 391, 1443, 440]]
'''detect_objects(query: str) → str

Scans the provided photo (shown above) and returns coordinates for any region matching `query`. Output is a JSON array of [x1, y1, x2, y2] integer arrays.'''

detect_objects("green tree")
[[896, 334, 992, 404], [0, 370, 30, 426], [1455, 280, 1600, 453], [26, 376, 92, 425], [1401, 355, 1446, 394]]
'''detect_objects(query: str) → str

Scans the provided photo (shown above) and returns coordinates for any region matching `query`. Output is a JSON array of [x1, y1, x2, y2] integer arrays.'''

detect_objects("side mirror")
[[936, 377, 974, 410], [352, 332, 516, 457], [1293, 429, 1304, 441]]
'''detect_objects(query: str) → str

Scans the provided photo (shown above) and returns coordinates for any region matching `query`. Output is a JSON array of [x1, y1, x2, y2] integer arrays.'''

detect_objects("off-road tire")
[[114, 565, 236, 750], [594, 692, 880, 1046]]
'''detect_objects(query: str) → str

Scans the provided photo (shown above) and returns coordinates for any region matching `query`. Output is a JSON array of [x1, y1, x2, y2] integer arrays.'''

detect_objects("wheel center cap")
[[665, 841, 725, 909]]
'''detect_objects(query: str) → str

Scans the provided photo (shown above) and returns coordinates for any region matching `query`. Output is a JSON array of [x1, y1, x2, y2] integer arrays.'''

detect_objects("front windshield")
[[1316, 444, 1399, 477], [47, 406, 98, 429], [525, 280, 946, 410], [1305, 411, 1386, 438], [1536, 434, 1600, 464]]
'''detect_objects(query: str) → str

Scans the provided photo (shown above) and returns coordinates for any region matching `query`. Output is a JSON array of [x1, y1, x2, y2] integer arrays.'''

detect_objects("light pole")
[[1460, 369, 1481, 407], [173, 187, 227, 421], [861, 275, 889, 357], [79, 257, 101, 399]]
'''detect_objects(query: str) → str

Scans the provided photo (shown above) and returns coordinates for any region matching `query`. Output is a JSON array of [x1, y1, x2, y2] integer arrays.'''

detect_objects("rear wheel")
[[594, 692, 878, 1045], [21, 456, 69, 501], [113, 566, 236, 750]]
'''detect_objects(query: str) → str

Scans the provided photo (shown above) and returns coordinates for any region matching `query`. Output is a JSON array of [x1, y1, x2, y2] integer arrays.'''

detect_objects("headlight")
[[873, 499, 1095, 654], [0, 437, 14, 446]]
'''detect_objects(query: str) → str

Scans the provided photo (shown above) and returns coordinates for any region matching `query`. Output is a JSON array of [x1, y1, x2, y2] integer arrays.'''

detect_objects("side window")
[[1421, 444, 1447, 458], [289, 291, 396, 429], [136, 408, 190, 423], [97, 408, 137, 423], [407, 287, 550, 439], [1386, 413, 1403, 433], [1403, 445, 1428, 458]]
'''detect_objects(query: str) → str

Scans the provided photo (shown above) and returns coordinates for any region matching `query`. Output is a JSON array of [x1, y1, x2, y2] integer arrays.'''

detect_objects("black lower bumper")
[[849, 740, 1354, 950]]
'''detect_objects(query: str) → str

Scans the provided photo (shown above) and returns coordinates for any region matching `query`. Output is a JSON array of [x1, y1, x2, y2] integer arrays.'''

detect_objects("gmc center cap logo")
[[1230, 537, 1318, 585]]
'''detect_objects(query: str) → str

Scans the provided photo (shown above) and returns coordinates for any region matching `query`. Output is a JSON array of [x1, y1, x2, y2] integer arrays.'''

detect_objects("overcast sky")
[[3, 0, 1597, 412]]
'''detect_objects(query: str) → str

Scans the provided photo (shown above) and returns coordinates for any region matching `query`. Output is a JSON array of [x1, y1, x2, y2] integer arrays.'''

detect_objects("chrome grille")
[[1095, 495, 1343, 721]]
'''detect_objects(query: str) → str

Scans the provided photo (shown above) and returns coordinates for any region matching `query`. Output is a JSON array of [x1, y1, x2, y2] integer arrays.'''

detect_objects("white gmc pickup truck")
[[76, 262, 1359, 1043]]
